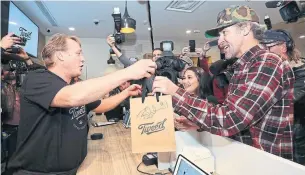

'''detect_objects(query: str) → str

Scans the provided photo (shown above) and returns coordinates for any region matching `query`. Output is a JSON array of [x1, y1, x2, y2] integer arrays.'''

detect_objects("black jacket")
[[293, 62, 305, 124]]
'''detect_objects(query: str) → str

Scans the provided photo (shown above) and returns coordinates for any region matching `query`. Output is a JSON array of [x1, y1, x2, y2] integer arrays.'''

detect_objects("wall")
[[45, 36, 223, 80], [37, 31, 46, 59]]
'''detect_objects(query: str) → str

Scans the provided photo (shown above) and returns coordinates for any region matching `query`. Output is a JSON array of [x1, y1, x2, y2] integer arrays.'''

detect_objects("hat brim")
[[205, 23, 235, 38], [260, 39, 277, 45]]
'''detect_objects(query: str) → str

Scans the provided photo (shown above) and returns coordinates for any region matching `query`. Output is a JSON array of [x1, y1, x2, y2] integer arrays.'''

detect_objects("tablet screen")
[[173, 155, 209, 175]]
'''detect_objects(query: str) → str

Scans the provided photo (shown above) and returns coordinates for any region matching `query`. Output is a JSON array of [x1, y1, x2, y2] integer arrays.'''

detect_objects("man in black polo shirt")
[[8, 33, 156, 175]]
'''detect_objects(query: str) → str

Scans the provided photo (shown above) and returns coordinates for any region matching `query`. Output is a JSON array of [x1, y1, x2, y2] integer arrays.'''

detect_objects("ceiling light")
[[186, 30, 191, 34], [299, 35, 305, 39], [193, 30, 200, 33], [148, 27, 151, 31], [120, 0, 136, 34], [9, 21, 17, 25], [69, 27, 75, 31]]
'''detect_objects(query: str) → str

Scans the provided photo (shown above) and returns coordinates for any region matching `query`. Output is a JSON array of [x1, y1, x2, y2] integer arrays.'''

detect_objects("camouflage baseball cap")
[[205, 5, 260, 38]]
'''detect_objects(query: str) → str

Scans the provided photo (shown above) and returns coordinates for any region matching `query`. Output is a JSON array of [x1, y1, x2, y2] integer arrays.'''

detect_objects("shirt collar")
[[233, 44, 266, 69]]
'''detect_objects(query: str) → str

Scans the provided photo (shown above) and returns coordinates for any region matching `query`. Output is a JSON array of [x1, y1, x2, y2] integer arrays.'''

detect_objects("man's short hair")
[[153, 48, 162, 52], [41, 33, 81, 67]]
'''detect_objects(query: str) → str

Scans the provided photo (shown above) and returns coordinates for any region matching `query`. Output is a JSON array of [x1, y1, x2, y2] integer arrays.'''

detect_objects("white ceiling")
[[13, 0, 305, 46]]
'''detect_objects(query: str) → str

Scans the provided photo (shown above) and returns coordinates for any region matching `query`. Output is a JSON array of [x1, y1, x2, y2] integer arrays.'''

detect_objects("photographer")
[[261, 29, 305, 165], [152, 5, 294, 161], [152, 48, 162, 62], [106, 35, 163, 64], [8, 33, 156, 174]]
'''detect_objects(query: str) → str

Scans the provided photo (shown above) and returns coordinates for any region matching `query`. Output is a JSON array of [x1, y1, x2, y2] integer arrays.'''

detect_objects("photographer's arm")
[[111, 45, 122, 58], [107, 34, 122, 58]]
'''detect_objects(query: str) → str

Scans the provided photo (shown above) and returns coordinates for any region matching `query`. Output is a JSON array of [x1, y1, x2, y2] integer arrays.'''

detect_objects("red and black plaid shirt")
[[173, 45, 294, 160]]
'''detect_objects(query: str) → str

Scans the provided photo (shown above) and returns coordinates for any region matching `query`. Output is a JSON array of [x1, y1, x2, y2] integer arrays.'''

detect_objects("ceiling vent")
[[165, 0, 206, 13], [35, 1, 58, 26]]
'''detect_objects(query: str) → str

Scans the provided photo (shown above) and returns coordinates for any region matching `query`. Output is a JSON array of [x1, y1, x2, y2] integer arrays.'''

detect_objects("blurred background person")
[[261, 29, 305, 165]]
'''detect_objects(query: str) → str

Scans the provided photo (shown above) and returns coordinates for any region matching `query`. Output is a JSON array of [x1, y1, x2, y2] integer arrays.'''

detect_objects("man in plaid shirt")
[[152, 5, 295, 160]]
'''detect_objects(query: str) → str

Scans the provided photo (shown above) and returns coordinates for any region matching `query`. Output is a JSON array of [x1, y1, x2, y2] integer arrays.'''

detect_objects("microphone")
[[265, 1, 283, 8]]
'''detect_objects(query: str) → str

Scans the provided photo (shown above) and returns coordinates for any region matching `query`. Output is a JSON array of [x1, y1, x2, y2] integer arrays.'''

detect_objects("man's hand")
[[125, 59, 156, 80], [198, 41, 211, 60], [175, 116, 199, 131], [106, 34, 115, 48], [122, 84, 142, 97], [0, 33, 21, 50], [203, 41, 211, 52], [181, 46, 190, 56], [17, 48, 29, 60], [152, 76, 179, 95]]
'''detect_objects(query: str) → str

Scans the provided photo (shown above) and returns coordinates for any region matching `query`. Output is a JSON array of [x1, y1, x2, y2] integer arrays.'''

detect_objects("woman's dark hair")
[[184, 67, 213, 99]]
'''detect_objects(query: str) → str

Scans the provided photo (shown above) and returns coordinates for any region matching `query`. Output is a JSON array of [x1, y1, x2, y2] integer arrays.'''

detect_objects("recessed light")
[[148, 27, 151, 31], [299, 35, 305, 39], [9, 21, 17, 25], [193, 30, 200, 33], [186, 30, 191, 34], [69, 27, 75, 31]]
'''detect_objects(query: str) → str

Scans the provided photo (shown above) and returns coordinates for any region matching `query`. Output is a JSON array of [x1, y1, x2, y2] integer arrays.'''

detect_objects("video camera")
[[111, 7, 125, 45], [265, 1, 305, 23], [155, 41, 186, 85], [2, 59, 27, 87]]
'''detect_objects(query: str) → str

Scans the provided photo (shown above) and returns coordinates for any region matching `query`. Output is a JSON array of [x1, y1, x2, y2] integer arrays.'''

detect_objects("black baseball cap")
[[260, 30, 291, 45]]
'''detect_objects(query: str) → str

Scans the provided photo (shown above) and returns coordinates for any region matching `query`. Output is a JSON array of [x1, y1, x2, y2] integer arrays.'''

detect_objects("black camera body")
[[113, 33, 125, 45], [2, 52, 28, 87], [6, 60, 27, 87], [12, 34, 27, 46], [265, 1, 305, 23], [155, 53, 186, 85], [155, 41, 186, 85]]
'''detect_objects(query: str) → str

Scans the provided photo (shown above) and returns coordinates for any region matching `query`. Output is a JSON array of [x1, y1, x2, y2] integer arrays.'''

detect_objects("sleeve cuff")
[[172, 88, 188, 111]]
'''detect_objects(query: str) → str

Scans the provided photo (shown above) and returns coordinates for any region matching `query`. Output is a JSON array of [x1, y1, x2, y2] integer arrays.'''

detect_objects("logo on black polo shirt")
[[69, 105, 87, 130]]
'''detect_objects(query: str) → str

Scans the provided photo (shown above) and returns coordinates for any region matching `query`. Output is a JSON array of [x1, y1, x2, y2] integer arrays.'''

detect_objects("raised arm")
[[52, 60, 155, 108]]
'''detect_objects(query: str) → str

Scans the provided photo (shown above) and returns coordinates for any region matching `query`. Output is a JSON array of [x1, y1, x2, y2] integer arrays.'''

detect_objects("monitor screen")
[[8, 2, 39, 57]]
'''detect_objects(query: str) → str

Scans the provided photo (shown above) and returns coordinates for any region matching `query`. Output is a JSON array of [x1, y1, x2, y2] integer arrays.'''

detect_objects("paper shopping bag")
[[130, 95, 176, 153]]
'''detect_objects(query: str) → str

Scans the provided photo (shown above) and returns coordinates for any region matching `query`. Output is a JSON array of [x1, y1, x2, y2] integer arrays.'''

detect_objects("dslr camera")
[[155, 41, 186, 85]]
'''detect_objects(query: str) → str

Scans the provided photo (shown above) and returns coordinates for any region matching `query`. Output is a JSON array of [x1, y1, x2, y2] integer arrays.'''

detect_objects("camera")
[[113, 33, 125, 45], [12, 34, 27, 46], [155, 41, 186, 85], [265, 1, 305, 23], [111, 7, 125, 44], [2, 60, 27, 87], [93, 19, 99, 25]]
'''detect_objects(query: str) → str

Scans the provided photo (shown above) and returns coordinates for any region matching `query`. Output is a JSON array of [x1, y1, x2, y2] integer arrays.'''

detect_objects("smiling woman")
[[182, 66, 213, 99]]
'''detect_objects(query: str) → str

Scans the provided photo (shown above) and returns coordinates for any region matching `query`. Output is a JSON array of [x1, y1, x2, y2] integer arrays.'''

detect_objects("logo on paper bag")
[[138, 118, 167, 135]]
